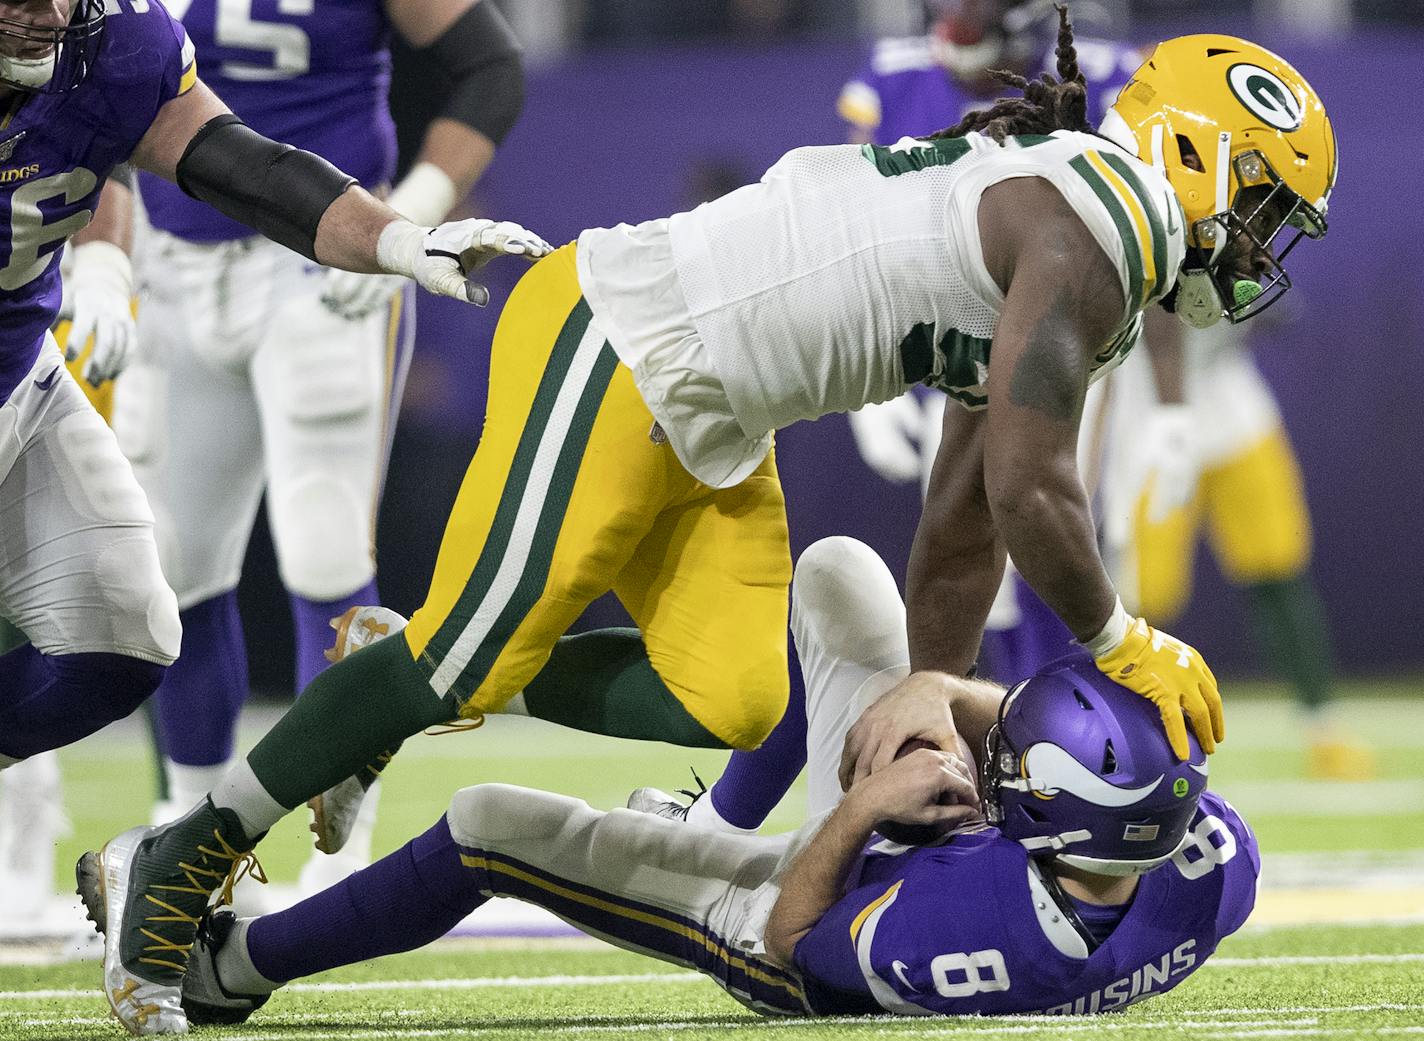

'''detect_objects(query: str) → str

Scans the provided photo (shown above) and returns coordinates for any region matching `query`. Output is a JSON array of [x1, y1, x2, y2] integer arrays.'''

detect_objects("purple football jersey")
[[0, 0, 195, 406], [794, 792, 1259, 1016], [837, 34, 1143, 145], [140, 0, 397, 241]]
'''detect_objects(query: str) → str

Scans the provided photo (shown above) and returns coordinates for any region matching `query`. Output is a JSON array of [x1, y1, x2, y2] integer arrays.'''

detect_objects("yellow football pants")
[[403, 245, 792, 750], [1134, 428, 1312, 621]]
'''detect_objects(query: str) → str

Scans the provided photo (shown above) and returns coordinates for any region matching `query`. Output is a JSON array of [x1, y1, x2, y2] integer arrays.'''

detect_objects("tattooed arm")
[[907, 178, 1125, 671]]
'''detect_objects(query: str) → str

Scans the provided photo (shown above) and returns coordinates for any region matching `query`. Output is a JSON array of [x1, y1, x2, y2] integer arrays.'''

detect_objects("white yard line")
[[2, 955, 1423, 1005]]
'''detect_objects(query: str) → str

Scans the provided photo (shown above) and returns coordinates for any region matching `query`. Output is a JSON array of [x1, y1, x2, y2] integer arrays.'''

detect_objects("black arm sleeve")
[[175, 114, 357, 261], [425, 0, 524, 146], [106, 163, 135, 190]]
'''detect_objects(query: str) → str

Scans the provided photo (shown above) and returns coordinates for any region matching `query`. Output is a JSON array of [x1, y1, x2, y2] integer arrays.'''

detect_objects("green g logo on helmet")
[[1227, 63, 1304, 132]]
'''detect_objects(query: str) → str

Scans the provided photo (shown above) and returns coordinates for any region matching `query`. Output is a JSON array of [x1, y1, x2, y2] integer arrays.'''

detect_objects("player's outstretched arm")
[[905, 395, 1005, 675], [322, 0, 526, 318], [130, 78, 550, 306], [979, 179, 1222, 759]]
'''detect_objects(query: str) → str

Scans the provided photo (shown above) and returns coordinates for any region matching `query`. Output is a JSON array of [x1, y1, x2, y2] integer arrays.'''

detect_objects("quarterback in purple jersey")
[[107, 0, 526, 884], [0, 0, 548, 780], [169, 538, 1257, 1022]]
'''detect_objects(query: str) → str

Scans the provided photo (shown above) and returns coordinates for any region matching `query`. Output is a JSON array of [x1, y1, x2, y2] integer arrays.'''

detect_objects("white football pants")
[[115, 231, 414, 608], [0, 341, 179, 661]]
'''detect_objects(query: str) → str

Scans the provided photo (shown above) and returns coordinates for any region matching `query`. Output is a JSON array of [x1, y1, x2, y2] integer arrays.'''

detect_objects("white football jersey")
[[578, 129, 1185, 488]]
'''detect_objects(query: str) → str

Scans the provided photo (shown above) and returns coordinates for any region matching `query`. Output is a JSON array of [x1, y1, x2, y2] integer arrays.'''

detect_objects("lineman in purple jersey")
[[172, 537, 1256, 1022], [0, 0, 548, 775], [106, 0, 526, 881], [841, 0, 1144, 688]]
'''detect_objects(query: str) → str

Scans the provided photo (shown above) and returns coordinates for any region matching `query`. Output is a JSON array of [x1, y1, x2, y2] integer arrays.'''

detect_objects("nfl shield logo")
[[1123, 823, 1160, 842], [0, 132, 25, 163]]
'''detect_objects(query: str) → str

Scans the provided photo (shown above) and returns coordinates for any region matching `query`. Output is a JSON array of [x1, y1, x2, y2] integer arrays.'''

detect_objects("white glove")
[[848, 395, 927, 484], [320, 270, 408, 321], [64, 240, 135, 386], [322, 162, 460, 320], [376, 217, 552, 307], [1139, 404, 1199, 523]]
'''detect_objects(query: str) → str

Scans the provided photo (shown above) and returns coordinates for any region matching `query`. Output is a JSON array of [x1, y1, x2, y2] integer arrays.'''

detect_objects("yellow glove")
[[1086, 600, 1224, 760]]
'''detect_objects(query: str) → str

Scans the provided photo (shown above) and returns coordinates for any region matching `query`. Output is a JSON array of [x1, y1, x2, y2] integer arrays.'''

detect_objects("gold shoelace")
[[138, 828, 267, 972], [423, 713, 486, 737]]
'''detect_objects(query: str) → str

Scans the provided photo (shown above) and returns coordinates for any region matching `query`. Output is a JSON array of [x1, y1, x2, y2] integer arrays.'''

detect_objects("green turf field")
[[2, 681, 1421, 1040]]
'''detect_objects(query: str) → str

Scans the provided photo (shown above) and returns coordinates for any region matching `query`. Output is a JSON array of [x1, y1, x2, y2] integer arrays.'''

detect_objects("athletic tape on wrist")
[[71, 240, 134, 297], [1083, 596, 1133, 659], [375, 220, 429, 278], [384, 162, 459, 228]]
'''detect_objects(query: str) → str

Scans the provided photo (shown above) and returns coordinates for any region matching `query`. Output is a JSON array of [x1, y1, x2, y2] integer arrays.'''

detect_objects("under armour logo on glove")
[[1087, 606, 1225, 760]]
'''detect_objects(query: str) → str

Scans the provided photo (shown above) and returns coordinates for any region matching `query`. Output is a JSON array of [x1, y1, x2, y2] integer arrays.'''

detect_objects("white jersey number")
[[1, 169, 97, 291], [213, 0, 312, 80], [1171, 815, 1238, 881], [929, 949, 1011, 998]]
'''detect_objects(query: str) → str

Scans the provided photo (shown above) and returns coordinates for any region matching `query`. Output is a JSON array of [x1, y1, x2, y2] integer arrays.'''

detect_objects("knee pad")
[[96, 533, 183, 663], [446, 784, 586, 849], [268, 472, 374, 600], [792, 536, 906, 667]]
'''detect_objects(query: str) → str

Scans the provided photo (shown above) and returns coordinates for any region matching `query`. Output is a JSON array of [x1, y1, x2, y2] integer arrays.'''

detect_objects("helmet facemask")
[[0, 0, 105, 95], [1174, 148, 1328, 328]]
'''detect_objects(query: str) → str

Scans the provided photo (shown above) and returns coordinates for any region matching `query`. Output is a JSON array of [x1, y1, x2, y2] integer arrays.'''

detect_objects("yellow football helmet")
[[1103, 35, 1336, 327]]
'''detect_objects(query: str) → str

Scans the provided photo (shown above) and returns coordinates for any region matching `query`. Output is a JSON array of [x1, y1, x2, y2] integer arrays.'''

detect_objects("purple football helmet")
[[982, 651, 1208, 876]]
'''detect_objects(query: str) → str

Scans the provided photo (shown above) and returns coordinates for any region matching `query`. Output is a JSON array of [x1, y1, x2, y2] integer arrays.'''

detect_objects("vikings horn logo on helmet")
[[1022, 742, 1165, 807]]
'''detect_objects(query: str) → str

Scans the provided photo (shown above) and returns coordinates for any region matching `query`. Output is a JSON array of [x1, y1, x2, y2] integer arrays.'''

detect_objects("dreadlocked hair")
[[927, 4, 1092, 144]]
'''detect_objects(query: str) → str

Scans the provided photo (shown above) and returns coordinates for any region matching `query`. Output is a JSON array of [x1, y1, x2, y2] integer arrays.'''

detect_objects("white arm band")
[[1082, 596, 1133, 658], [383, 161, 459, 229]]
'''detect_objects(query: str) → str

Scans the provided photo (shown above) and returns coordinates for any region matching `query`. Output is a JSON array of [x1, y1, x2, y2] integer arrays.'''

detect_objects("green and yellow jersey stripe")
[[1069, 149, 1170, 311]]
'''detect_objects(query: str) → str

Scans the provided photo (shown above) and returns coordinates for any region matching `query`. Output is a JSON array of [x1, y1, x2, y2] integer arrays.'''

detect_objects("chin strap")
[[1018, 830, 1093, 853]]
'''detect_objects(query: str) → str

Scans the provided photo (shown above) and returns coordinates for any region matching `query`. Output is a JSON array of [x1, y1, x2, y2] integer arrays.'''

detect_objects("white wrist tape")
[[71, 240, 134, 298], [1083, 596, 1133, 658], [375, 220, 428, 278], [384, 162, 459, 229]]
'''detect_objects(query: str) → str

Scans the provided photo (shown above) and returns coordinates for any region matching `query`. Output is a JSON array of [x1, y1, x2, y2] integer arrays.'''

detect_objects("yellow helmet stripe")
[[1085, 150, 1157, 306], [1068, 154, 1145, 311], [1101, 152, 1169, 304]]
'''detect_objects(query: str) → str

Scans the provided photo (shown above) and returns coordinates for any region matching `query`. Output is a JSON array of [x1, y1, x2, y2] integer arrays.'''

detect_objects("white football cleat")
[[77, 826, 191, 1036], [626, 786, 695, 822], [309, 607, 407, 855]]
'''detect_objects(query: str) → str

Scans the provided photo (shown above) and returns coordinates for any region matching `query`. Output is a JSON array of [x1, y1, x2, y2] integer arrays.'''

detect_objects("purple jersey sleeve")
[[0, 0, 194, 405], [140, 0, 397, 242], [792, 795, 1259, 1018]]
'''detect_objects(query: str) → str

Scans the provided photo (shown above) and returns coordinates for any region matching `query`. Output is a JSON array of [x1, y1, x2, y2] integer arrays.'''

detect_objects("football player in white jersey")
[[83, 18, 1336, 1034]]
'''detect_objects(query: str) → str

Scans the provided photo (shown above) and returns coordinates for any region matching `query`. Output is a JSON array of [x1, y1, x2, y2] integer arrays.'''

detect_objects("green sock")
[[142, 698, 170, 802], [246, 632, 458, 809], [1245, 575, 1334, 712], [523, 628, 727, 748]]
